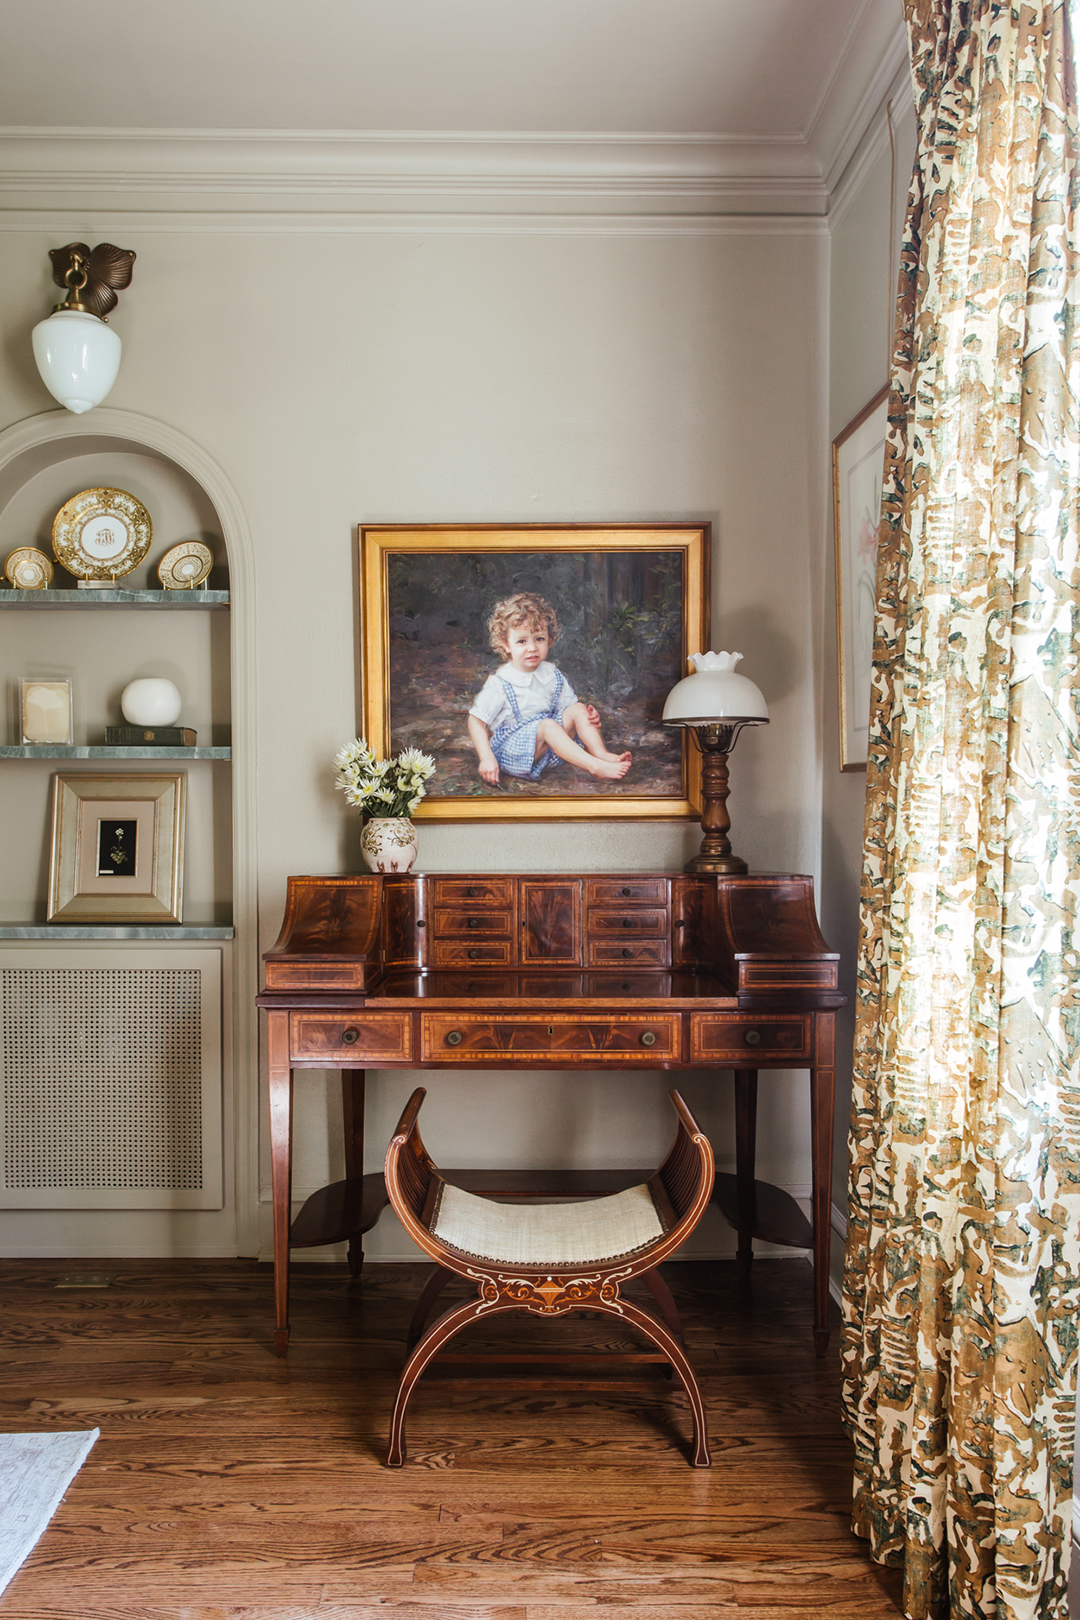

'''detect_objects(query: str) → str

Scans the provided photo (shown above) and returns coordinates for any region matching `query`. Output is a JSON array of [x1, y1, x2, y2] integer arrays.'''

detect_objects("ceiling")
[[0, 0, 896, 142]]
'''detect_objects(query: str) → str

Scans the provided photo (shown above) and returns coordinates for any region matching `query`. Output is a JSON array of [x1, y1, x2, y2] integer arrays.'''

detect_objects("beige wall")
[[0, 215, 828, 1259]]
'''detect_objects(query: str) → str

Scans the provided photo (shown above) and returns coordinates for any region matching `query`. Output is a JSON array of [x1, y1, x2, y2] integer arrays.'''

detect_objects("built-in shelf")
[[0, 925, 234, 940], [0, 745, 231, 759], [0, 589, 229, 609]]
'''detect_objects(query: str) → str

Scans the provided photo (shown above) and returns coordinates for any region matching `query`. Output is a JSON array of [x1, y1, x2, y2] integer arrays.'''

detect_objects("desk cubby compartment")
[[432, 939, 513, 967], [431, 878, 514, 906], [588, 938, 668, 967], [420, 1011, 680, 1063], [585, 877, 667, 905]]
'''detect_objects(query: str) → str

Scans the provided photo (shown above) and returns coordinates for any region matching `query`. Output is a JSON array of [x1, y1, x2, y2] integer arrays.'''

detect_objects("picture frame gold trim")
[[832, 386, 889, 772], [47, 772, 186, 923], [359, 523, 710, 822]]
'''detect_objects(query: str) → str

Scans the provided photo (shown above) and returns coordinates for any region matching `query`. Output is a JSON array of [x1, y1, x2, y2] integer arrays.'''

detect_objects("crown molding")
[[0, 128, 827, 219]]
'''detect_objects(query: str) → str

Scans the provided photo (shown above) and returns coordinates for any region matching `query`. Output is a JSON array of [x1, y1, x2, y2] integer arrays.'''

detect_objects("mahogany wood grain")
[[0, 1256, 904, 1619], [257, 870, 846, 1360]]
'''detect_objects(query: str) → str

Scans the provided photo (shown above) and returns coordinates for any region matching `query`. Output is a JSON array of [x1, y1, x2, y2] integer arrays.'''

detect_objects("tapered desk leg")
[[733, 1069, 758, 1278], [342, 1069, 366, 1279], [810, 1015, 836, 1358], [266, 1010, 294, 1357]]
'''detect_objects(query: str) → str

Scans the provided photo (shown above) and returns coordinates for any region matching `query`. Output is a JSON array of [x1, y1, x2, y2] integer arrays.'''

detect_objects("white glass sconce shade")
[[662, 651, 769, 726], [32, 309, 122, 414]]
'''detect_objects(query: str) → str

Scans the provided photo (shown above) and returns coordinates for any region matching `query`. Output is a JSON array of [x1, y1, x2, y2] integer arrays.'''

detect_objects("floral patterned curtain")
[[841, 3, 1080, 1618]]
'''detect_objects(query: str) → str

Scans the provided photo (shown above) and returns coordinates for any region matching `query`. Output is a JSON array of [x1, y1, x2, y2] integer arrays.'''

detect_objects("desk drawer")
[[432, 939, 513, 967], [291, 1013, 413, 1063], [432, 878, 514, 906], [690, 1013, 811, 1065], [421, 1012, 679, 1063], [587, 938, 667, 967], [432, 908, 513, 940], [586, 878, 667, 906], [587, 908, 667, 939]]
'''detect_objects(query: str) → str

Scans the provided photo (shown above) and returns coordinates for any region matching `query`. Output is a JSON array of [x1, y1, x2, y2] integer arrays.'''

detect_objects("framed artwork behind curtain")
[[832, 385, 889, 770]]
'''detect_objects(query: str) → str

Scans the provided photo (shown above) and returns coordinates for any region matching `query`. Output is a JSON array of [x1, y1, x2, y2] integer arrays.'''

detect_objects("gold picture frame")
[[359, 523, 709, 822], [47, 772, 186, 923], [832, 385, 889, 771]]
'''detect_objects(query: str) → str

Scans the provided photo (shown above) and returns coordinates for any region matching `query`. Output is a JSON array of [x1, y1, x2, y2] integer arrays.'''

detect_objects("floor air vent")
[[0, 950, 223, 1209]]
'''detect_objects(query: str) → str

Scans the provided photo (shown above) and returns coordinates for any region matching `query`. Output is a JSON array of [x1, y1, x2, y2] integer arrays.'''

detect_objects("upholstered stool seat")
[[430, 1180, 665, 1265], [383, 1086, 714, 1468]]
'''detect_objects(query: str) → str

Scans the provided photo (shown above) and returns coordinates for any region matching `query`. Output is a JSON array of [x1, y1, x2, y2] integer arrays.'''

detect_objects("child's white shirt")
[[469, 660, 578, 733]]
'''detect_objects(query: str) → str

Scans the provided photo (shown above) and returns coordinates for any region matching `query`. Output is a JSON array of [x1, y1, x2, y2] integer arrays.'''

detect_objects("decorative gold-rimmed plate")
[[157, 540, 213, 590], [5, 546, 54, 589], [52, 488, 152, 580]]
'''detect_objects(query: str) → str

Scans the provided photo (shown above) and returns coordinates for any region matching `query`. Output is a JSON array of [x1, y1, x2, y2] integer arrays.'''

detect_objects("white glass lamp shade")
[[121, 678, 182, 728], [662, 651, 769, 727], [32, 308, 122, 414]]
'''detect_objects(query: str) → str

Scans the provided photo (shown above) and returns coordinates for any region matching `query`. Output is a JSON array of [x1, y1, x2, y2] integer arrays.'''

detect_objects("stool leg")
[[641, 1267, 685, 1343], [387, 1292, 494, 1467], [607, 1296, 711, 1467], [407, 1265, 455, 1350]]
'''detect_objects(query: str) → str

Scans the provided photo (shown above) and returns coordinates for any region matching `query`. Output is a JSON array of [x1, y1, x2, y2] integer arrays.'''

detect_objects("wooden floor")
[[0, 1256, 903, 1620]]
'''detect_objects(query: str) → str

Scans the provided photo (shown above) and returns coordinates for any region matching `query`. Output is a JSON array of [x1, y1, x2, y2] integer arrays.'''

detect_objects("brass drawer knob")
[[622, 947, 632, 958], [640, 1030, 657, 1048], [446, 1030, 463, 1046], [621, 886, 632, 896], [341, 1028, 359, 1046], [467, 918, 480, 928], [744, 1029, 762, 1046], [468, 948, 480, 960], [622, 918, 634, 927], [467, 886, 479, 897]]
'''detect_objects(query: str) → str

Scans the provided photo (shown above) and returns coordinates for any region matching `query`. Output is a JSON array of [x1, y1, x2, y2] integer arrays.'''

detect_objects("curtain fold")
[[841, 3, 1080, 1618]]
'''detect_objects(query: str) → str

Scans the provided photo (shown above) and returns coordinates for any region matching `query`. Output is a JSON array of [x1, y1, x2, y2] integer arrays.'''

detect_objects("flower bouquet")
[[333, 740, 436, 872]]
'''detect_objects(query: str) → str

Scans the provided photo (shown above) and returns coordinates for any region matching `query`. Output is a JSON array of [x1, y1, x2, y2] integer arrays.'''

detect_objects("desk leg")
[[810, 1017, 836, 1358], [267, 1010, 293, 1357], [342, 1069, 366, 1279], [733, 1069, 758, 1278]]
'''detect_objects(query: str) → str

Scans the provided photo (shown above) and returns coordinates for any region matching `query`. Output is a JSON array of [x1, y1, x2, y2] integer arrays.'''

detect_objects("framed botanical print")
[[358, 523, 710, 821], [47, 772, 186, 923], [832, 386, 889, 770]]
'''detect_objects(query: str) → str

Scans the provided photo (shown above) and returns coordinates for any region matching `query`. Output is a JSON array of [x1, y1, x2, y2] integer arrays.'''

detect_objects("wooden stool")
[[383, 1086, 715, 1467]]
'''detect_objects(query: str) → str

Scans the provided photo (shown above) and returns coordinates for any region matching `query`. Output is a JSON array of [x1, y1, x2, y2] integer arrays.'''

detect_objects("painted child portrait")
[[467, 592, 632, 786]]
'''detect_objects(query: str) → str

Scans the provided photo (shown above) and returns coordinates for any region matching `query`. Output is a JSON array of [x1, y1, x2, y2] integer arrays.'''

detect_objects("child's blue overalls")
[[490, 671, 566, 780]]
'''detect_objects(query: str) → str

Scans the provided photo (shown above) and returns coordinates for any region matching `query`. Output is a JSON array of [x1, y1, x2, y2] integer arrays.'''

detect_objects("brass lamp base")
[[684, 849, 748, 876]]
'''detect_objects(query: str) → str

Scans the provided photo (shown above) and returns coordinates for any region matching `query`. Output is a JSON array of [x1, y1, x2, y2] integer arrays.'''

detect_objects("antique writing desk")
[[258, 871, 843, 1356]]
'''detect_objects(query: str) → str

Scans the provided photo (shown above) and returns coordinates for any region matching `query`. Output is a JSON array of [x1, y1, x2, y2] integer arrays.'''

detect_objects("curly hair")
[[486, 591, 561, 656]]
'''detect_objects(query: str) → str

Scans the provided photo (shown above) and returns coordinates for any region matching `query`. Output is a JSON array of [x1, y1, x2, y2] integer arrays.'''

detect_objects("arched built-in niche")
[[0, 407, 259, 1255]]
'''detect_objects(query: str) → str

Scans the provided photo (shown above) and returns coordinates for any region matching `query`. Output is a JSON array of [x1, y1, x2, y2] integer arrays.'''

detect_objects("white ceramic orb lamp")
[[662, 651, 769, 874], [121, 678, 183, 729]]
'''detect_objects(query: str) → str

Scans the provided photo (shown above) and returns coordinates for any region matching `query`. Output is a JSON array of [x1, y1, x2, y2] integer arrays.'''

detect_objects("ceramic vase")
[[360, 816, 418, 874]]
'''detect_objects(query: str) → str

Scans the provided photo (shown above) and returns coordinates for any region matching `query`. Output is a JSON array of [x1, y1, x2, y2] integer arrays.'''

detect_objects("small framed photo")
[[47, 772, 186, 923], [832, 386, 890, 771], [21, 678, 73, 745]]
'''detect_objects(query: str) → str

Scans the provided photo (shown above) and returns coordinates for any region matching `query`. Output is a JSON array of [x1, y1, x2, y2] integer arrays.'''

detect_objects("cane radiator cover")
[[0, 949, 222, 1209]]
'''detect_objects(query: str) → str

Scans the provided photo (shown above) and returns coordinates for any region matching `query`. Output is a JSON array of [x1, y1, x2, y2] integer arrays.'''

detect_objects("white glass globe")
[[32, 308, 122, 414], [121, 678, 182, 728]]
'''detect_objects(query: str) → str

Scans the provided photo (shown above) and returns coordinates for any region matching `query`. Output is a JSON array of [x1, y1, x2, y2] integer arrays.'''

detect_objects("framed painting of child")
[[358, 523, 710, 822]]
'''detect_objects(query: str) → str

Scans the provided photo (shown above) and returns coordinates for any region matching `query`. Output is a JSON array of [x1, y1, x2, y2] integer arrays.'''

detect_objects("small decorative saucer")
[[157, 540, 214, 590], [52, 488, 152, 580], [5, 547, 54, 589]]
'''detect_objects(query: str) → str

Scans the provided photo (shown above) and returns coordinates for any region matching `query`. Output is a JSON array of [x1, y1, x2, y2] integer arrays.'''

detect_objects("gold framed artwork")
[[21, 678, 72, 744], [47, 772, 186, 923], [832, 385, 889, 771], [358, 523, 710, 822]]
